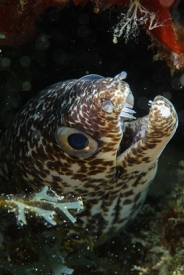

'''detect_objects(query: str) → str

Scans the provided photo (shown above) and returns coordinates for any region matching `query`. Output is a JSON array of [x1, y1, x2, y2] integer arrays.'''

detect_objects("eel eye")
[[55, 127, 98, 157], [68, 133, 89, 150]]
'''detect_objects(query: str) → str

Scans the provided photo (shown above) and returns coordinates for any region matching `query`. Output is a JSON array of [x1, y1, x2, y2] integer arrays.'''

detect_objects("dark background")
[[0, 5, 183, 149]]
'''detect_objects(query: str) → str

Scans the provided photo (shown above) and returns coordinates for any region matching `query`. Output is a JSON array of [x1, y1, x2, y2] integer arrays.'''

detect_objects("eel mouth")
[[117, 98, 150, 158]]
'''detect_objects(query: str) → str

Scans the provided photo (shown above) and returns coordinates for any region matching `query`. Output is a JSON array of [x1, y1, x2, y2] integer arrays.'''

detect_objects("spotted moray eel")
[[0, 72, 178, 245]]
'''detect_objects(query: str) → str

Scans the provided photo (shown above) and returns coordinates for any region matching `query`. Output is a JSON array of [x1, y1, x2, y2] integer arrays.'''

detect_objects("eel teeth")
[[120, 102, 136, 120], [148, 100, 153, 107]]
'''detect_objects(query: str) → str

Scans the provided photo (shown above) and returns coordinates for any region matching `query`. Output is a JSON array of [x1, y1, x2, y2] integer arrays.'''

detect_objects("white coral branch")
[[11, 200, 56, 225], [7, 186, 84, 226]]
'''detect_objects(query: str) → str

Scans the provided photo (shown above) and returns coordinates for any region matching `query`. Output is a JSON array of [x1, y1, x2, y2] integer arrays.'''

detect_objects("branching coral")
[[113, 0, 165, 44], [0, 186, 84, 274], [0, 186, 83, 226]]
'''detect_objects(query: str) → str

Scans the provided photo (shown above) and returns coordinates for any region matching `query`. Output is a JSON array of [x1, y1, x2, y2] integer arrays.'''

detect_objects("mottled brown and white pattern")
[[0, 72, 178, 245]]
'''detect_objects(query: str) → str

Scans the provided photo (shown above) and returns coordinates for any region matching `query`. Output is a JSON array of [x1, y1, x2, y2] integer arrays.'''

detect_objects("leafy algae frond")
[[113, 0, 165, 44], [0, 186, 83, 226]]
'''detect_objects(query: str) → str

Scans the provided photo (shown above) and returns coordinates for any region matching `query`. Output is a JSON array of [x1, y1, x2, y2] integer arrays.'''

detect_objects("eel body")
[[0, 72, 178, 244]]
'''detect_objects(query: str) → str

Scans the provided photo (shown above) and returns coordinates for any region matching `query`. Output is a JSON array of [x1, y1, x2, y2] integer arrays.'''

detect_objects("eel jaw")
[[117, 95, 178, 160]]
